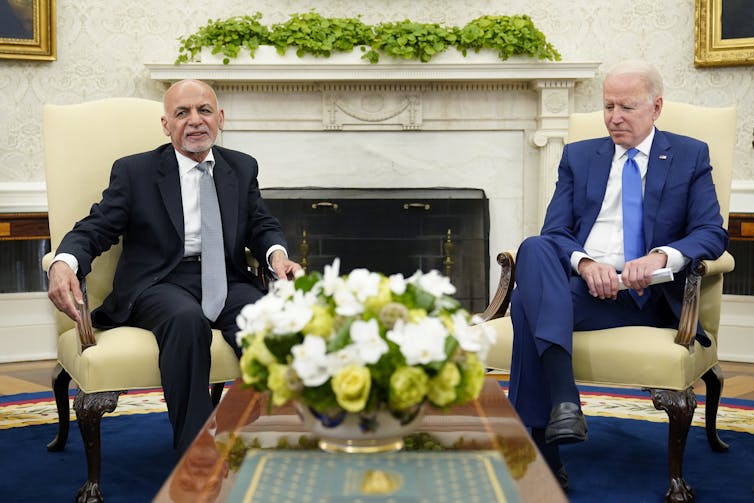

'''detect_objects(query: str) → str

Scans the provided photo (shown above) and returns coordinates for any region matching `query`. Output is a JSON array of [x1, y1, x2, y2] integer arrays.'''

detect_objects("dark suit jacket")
[[57, 144, 287, 327], [540, 129, 728, 343]]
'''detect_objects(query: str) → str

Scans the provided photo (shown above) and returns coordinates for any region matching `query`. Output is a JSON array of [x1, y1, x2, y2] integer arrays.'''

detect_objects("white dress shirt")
[[570, 128, 688, 274]]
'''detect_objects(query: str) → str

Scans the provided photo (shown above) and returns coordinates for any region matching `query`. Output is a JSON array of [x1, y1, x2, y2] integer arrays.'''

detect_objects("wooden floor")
[[1, 359, 753, 400]]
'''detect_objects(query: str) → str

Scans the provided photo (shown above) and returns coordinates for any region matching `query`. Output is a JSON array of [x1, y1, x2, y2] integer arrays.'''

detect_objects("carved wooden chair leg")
[[700, 364, 729, 452], [211, 382, 225, 407], [650, 387, 696, 503], [73, 390, 122, 503], [47, 363, 72, 451]]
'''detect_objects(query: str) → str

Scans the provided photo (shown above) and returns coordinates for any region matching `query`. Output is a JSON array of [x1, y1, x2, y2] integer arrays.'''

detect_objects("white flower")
[[235, 293, 285, 342], [326, 345, 362, 375], [269, 291, 314, 335], [350, 318, 388, 364], [270, 278, 296, 299], [388, 273, 406, 295], [409, 269, 457, 297], [452, 312, 496, 363], [321, 257, 343, 296], [387, 318, 448, 365], [291, 335, 330, 387], [346, 268, 381, 302], [333, 286, 364, 317]]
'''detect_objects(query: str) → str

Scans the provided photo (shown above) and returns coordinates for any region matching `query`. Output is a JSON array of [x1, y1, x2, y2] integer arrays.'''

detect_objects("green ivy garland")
[[175, 11, 560, 65]]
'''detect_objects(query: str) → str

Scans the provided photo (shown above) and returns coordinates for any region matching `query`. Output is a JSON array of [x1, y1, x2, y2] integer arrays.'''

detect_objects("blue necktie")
[[197, 162, 227, 321], [622, 148, 647, 307]]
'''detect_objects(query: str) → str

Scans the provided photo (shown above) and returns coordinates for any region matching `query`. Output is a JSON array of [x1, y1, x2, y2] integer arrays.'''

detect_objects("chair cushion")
[[483, 317, 718, 390], [57, 326, 240, 393]]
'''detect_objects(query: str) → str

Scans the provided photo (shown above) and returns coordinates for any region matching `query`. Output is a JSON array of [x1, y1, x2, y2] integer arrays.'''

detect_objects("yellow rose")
[[389, 366, 428, 410], [331, 364, 371, 412], [267, 363, 293, 406], [458, 354, 485, 402], [239, 348, 267, 387], [302, 304, 335, 338], [427, 362, 461, 407], [247, 332, 276, 367]]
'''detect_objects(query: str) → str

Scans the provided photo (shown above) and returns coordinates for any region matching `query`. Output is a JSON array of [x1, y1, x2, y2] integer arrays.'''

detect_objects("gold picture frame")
[[695, 0, 754, 67], [0, 0, 56, 61]]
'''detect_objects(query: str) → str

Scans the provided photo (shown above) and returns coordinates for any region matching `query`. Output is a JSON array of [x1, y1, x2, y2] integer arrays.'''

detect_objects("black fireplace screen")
[[262, 188, 490, 313]]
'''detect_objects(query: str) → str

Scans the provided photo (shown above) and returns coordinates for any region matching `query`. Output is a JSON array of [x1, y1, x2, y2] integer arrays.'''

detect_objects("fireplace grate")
[[262, 188, 490, 313]]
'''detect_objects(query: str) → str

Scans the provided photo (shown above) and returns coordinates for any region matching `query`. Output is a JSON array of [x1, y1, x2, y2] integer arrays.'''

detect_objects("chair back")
[[43, 98, 167, 332], [567, 101, 736, 341]]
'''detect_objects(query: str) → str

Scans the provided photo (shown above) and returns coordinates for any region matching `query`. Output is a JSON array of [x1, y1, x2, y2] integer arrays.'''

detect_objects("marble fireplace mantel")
[[147, 59, 600, 296]]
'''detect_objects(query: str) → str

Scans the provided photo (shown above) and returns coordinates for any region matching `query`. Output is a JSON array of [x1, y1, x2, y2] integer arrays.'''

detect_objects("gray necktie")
[[197, 161, 227, 321]]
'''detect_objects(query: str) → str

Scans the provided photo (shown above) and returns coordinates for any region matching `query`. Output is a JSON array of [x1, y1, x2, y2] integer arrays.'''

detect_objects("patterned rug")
[[1, 384, 752, 502]]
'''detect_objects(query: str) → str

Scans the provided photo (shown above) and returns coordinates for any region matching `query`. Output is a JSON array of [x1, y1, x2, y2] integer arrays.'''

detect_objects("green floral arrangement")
[[235, 258, 495, 425], [456, 14, 560, 61], [175, 13, 270, 65], [175, 11, 560, 65], [267, 11, 373, 58], [364, 20, 458, 63]]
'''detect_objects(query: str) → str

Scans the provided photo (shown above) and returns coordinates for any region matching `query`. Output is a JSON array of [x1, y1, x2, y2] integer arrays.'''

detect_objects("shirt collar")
[[614, 126, 656, 160], [175, 148, 216, 176]]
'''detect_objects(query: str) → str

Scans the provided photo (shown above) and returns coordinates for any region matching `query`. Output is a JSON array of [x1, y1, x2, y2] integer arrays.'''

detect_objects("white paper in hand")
[[617, 267, 674, 291]]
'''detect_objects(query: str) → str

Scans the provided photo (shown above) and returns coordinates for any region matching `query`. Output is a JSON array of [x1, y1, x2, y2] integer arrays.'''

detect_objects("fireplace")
[[147, 59, 599, 299], [262, 188, 489, 312]]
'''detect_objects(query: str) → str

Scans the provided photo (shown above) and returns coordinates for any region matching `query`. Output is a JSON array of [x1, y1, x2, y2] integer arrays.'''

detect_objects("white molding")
[[146, 60, 601, 84], [0, 292, 57, 363], [719, 294, 754, 363], [730, 180, 754, 213], [0, 182, 48, 212]]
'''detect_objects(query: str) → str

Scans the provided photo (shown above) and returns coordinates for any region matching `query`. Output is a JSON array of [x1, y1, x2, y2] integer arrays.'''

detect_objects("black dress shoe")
[[545, 402, 587, 444], [555, 465, 569, 492]]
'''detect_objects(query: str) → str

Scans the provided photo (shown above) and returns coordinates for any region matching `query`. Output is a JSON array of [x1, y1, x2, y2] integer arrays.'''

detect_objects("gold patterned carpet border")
[[1, 387, 752, 434]]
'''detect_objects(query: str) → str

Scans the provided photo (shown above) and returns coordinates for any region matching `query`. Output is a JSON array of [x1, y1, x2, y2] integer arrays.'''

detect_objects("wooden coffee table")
[[152, 377, 567, 503]]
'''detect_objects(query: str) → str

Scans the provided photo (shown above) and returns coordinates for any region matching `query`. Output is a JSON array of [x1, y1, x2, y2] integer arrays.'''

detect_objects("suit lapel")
[[157, 147, 184, 241], [211, 148, 239, 253], [643, 130, 672, 249]]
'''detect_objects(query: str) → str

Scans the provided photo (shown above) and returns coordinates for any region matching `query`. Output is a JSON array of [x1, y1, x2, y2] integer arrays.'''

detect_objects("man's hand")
[[578, 258, 620, 300], [269, 249, 303, 280], [620, 251, 668, 296], [47, 261, 84, 323]]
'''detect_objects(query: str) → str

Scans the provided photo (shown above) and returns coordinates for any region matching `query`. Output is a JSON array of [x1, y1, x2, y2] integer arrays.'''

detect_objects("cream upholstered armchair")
[[42, 98, 241, 503], [479, 101, 735, 503]]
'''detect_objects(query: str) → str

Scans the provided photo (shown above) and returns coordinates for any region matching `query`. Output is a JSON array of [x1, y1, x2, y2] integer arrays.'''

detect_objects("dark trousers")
[[129, 260, 264, 452], [507, 236, 669, 428]]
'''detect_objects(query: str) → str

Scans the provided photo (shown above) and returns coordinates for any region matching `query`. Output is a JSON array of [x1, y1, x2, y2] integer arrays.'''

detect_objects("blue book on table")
[[228, 450, 522, 502]]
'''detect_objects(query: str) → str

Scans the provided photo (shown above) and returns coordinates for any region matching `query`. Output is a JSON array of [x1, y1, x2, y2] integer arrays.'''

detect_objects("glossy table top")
[[152, 377, 567, 503]]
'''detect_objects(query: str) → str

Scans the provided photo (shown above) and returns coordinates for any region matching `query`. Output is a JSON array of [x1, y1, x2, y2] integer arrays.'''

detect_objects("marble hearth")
[[147, 59, 599, 297]]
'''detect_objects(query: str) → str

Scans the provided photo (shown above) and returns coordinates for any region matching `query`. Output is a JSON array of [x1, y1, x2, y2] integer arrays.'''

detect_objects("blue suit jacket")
[[57, 144, 287, 327], [540, 129, 728, 344]]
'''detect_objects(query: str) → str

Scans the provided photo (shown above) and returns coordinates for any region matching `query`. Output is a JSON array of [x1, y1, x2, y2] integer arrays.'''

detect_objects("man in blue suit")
[[47, 80, 302, 452], [507, 60, 728, 489]]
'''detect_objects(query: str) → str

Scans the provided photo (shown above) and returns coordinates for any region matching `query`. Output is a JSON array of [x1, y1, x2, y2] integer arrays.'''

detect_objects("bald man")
[[48, 80, 301, 452]]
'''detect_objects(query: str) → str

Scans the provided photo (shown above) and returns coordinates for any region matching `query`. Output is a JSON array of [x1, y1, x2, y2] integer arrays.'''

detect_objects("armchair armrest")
[[477, 251, 516, 322], [42, 251, 55, 273], [43, 250, 96, 348], [245, 248, 274, 290], [699, 251, 735, 276], [674, 251, 734, 349]]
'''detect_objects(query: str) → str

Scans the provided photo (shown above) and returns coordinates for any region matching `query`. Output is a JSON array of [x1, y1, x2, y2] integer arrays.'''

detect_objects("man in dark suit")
[[47, 79, 301, 452], [506, 60, 728, 488]]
